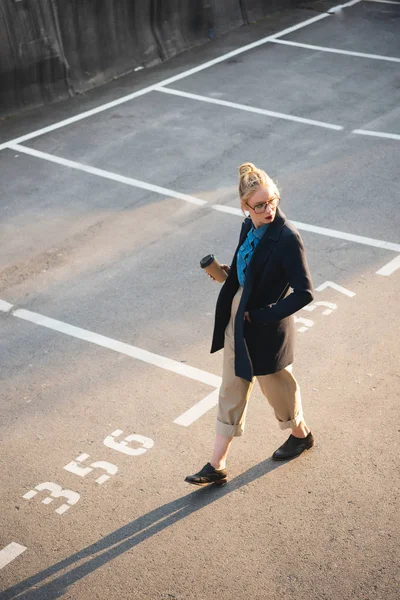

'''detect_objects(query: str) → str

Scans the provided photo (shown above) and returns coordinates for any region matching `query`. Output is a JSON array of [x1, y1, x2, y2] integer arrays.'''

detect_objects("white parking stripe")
[[376, 255, 400, 276], [290, 221, 400, 252], [155, 87, 344, 131], [212, 205, 400, 252], [0, 300, 13, 313], [352, 129, 400, 141], [212, 205, 244, 216], [332, 0, 364, 6], [174, 388, 220, 426], [10, 307, 221, 388], [9, 144, 207, 206], [365, 0, 400, 5], [0, 543, 27, 570], [272, 39, 400, 64], [0, 2, 362, 152]]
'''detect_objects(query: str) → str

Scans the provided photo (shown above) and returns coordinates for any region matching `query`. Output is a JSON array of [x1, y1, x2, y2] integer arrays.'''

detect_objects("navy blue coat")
[[210, 208, 314, 382]]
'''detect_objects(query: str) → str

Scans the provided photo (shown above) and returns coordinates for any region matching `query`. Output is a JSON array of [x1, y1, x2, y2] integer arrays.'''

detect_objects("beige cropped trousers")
[[216, 287, 304, 438]]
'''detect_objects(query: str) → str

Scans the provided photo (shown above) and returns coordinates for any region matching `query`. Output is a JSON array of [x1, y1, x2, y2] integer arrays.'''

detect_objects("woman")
[[185, 163, 315, 487]]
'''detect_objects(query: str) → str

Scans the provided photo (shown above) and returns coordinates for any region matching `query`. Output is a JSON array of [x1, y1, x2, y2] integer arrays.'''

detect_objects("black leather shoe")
[[272, 432, 315, 461], [185, 462, 227, 487]]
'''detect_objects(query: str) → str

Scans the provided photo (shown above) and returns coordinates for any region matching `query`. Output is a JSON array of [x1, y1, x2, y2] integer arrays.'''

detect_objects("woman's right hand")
[[207, 264, 230, 282]]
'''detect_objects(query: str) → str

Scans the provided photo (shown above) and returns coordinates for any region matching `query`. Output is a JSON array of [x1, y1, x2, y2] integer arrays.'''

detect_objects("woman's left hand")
[[244, 311, 251, 323]]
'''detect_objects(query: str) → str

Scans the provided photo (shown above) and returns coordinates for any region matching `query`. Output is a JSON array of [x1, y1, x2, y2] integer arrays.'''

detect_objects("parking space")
[[286, 0, 400, 56], [10, 94, 399, 242], [1, 1, 400, 598], [164, 45, 400, 129], [0, 150, 161, 278], [18, 91, 342, 199]]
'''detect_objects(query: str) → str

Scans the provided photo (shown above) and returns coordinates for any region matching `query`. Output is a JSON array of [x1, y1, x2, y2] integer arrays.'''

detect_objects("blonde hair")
[[238, 162, 280, 204]]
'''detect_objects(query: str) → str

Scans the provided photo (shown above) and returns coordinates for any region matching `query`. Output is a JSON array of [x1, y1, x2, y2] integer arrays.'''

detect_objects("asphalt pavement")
[[1, 1, 399, 599]]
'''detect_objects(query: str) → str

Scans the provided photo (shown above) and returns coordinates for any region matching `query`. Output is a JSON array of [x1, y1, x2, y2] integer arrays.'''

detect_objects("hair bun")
[[237, 162, 279, 204], [239, 162, 256, 178]]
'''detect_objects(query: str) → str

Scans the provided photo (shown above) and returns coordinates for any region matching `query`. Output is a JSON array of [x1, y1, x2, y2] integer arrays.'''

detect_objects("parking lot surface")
[[1, 1, 399, 598]]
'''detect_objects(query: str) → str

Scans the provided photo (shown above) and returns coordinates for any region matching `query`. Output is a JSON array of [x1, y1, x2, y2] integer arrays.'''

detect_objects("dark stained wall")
[[0, 0, 304, 117]]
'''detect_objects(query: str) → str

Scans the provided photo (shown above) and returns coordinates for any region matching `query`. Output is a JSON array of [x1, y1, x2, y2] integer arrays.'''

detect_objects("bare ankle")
[[291, 421, 310, 438], [210, 460, 226, 470]]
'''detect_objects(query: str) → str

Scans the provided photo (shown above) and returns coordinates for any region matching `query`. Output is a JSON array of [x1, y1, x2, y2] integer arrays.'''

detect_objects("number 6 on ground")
[[103, 430, 154, 456]]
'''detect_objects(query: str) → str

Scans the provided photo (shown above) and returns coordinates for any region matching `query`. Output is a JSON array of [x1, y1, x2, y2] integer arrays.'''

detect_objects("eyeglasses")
[[246, 197, 280, 214]]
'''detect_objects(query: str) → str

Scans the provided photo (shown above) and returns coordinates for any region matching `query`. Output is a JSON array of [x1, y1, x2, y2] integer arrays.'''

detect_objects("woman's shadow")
[[1, 458, 284, 599]]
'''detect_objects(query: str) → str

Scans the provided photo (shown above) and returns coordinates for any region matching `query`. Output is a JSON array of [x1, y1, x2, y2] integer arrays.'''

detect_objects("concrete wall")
[[0, 0, 303, 117]]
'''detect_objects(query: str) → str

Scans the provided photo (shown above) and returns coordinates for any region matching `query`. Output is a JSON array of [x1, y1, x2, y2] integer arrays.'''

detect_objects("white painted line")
[[0, 7, 342, 151], [315, 281, 355, 297], [376, 254, 400, 276], [365, 0, 400, 5], [0, 299, 13, 312], [290, 221, 400, 252], [212, 205, 400, 252], [156, 87, 344, 131], [0, 543, 27, 570], [213, 205, 244, 216], [174, 388, 220, 426], [332, 0, 364, 7], [352, 129, 400, 141], [10, 307, 221, 388], [328, 0, 371, 10], [9, 144, 207, 206], [272, 39, 400, 64]]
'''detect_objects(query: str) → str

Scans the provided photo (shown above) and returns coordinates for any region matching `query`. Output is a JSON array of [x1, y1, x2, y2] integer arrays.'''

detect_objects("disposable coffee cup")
[[200, 254, 228, 283]]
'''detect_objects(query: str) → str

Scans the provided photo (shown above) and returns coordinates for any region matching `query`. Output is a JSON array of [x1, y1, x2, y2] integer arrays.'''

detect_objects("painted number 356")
[[23, 429, 154, 515]]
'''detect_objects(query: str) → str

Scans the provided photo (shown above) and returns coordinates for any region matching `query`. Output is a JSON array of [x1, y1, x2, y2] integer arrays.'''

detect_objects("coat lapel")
[[229, 217, 252, 274], [239, 217, 252, 246]]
